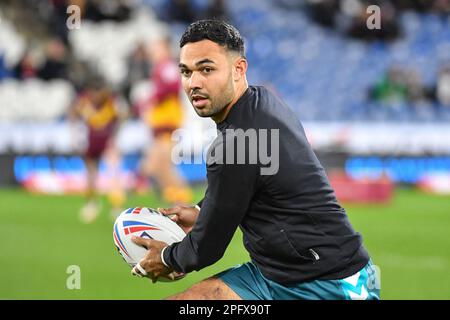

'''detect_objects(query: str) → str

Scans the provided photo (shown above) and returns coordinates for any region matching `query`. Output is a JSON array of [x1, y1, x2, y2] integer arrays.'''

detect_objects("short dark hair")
[[180, 20, 245, 58]]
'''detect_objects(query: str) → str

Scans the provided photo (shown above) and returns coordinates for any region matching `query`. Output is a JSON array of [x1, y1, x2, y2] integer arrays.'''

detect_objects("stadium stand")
[[1, 0, 450, 123], [139, 0, 450, 121]]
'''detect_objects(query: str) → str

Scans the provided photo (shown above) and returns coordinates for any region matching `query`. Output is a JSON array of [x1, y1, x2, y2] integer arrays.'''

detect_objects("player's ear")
[[233, 57, 247, 82]]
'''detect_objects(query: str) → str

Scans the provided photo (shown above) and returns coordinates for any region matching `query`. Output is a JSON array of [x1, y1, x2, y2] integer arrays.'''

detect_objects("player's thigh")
[[166, 277, 241, 300]]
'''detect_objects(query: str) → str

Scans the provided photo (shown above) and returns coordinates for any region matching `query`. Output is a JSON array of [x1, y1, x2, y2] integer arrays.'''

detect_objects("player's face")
[[179, 40, 236, 119]]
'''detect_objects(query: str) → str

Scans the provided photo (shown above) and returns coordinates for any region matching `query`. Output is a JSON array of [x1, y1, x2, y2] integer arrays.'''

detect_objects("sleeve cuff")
[[161, 246, 169, 267]]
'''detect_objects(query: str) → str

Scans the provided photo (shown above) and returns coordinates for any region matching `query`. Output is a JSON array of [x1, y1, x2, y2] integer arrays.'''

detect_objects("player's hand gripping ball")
[[113, 207, 186, 281]]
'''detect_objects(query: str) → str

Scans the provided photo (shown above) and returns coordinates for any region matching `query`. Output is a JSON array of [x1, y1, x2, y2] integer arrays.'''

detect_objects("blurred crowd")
[[159, 0, 230, 25], [1, 0, 450, 118], [1, 0, 140, 91], [302, 0, 450, 42], [370, 63, 450, 108], [0, 0, 231, 113]]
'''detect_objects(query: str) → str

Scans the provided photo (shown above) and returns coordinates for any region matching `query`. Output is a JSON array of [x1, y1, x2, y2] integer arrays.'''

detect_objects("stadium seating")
[[171, 0, 450, 122], [0, 0, 450, 123], [0, 79, 75, 122], [0, 17, 26, 69], [69, 9, 168, 87]]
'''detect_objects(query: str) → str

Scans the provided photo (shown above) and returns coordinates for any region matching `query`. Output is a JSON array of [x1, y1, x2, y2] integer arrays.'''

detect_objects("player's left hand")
[[130, 236, 173, 283]]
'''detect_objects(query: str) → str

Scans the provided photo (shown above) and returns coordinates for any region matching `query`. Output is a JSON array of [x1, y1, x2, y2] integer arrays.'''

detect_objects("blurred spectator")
[[370, 66, 437, 107], [44, 0, 73, 45], [305, 0, 401, 41], [392, 0, 450, 14], [436, 64, 450, 107], [12, 50, 39, 80], [122, 42, 152, 107], [370, 66, 408, 104], [306, 0, 340, 28], [404, 69, 429, 105], [166, 0, 197, 24], [346, 0, 400, 42], [430, 0, 450, 16], [202, 0, 230, 22], [392, 0, 432, 11], [38, 38, 68, 81], [83, 0, 133, 22]]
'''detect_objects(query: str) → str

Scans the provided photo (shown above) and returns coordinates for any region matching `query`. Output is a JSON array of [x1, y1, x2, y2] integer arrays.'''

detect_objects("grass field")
[[0, 186, 449, 300]]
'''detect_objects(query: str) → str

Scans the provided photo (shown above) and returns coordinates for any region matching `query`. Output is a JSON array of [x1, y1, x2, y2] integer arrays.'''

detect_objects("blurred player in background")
[[137, 38, 192, 205], [70, 77, 127, 223]]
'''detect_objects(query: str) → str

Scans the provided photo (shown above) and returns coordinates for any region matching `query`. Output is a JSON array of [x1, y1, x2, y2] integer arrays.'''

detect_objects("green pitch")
[[0, 186, 449, 299]]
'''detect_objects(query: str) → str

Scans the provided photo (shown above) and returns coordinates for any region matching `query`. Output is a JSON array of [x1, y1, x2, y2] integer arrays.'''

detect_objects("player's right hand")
[[158, 205, 199, 234]]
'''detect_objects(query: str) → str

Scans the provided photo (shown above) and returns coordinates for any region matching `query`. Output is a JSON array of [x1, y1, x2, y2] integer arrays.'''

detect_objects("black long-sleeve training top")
[[163, 85, 370, 284]]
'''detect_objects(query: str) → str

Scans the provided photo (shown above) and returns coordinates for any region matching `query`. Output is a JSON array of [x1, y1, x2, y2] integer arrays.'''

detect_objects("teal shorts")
[[217, 260, 380, 300]]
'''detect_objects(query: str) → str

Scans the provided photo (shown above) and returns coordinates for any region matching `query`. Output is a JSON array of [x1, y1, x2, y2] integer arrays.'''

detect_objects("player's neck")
[[212, 81, 249, 123]]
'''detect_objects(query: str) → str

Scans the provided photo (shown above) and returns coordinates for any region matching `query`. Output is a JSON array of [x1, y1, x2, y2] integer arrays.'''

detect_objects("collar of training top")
[[216, 86, 252, 131]]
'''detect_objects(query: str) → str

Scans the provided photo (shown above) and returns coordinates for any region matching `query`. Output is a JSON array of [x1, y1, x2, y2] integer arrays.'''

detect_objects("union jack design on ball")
[[122, 220, 161, 235], [125, 207, 143, 215], [113, 207, 163, 261]]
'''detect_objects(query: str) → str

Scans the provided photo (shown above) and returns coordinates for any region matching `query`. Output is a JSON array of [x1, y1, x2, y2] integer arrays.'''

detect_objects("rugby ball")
[[113, 207, 186, 281]]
